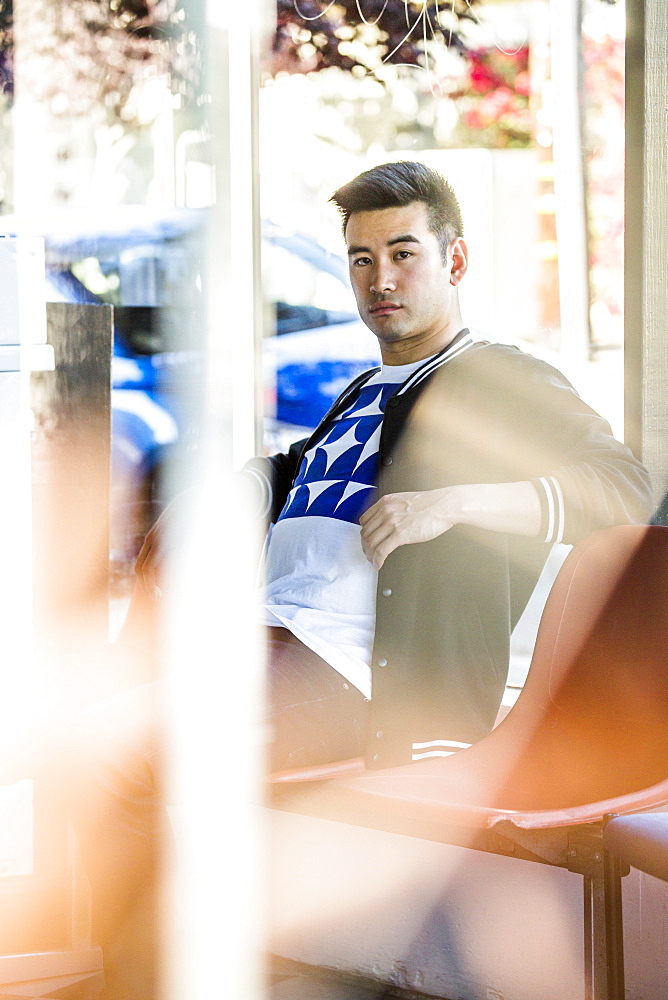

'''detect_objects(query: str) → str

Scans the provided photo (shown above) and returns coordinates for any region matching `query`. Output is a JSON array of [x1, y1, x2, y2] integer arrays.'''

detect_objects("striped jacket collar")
[[325, 328, 476, 419], [396, 327, 475, 396]]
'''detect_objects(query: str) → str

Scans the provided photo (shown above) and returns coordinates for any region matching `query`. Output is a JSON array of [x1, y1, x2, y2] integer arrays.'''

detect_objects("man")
[[140, 160, 652, 772]]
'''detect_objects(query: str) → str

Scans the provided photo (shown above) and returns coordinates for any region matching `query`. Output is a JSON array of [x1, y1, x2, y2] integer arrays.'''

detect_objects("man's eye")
[[352, 257, 371, 267], [395, 250, 412, 260]]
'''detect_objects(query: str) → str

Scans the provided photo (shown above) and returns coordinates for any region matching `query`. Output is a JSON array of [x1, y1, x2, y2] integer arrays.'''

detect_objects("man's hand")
[[360, 488, 458, 569], [359, 481, 543, 569]]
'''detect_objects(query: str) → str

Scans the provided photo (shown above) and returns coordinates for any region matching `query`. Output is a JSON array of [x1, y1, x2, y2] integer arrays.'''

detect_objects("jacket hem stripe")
[[412, 739, 472, 750]]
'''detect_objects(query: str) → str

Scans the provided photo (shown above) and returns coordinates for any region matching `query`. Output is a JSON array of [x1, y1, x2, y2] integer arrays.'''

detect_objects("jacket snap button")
[[372, 754, 380, 763], [382, 588, 392, 597], [377, 657, 388, 667], [382, 456, 393, 466], [388, 397, 399, 408], [375, 731, 383, 739]]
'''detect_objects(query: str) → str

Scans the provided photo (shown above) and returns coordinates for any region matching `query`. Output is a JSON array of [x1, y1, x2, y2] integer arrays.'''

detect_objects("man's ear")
[[449, 238, 468, 286]]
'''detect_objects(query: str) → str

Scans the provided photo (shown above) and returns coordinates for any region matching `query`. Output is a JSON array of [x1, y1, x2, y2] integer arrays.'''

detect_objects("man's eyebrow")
[[387, 233, 421, 247], [347, 233, 422, 256]]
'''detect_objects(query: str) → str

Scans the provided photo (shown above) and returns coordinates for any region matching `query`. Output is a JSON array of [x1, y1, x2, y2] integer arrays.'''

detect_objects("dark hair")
[[330, 161, 464, 259]]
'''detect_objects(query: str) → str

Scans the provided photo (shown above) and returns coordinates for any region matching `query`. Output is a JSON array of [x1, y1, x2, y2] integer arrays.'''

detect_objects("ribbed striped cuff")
[[241, 465, 273, 519], [533, 475, 566, 544]]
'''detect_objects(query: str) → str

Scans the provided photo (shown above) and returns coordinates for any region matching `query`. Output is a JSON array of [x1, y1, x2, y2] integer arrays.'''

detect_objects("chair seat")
[[603, 811, 668, 882], [270, 752, 668, 841]]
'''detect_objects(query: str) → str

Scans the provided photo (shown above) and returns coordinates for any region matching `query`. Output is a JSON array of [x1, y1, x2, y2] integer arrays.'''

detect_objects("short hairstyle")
[[330, 161, 464, 259]]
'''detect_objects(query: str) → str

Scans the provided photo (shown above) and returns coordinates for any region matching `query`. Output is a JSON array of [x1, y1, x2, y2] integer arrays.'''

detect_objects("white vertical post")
[[165, 2, 268, 999], [625, 0, 668, 499], [151, 90, 177, 207], [549, 0, 591, 361], [212, 3, 264, 466]]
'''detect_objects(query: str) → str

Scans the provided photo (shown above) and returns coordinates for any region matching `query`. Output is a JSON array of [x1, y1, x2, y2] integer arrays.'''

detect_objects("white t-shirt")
[[261, 356, 429, 697]]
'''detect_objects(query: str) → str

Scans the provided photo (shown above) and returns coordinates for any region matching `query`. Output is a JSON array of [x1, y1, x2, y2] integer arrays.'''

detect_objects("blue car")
[[1, 209, 379, 574], [262, 220, 379, 448]]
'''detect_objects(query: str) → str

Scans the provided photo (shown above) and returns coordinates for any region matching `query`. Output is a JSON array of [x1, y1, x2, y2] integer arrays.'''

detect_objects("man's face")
[[345, 201, 467, 364]]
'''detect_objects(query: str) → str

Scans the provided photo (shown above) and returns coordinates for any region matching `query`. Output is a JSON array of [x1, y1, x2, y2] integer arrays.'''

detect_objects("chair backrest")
[[493, 525, 668, 808]]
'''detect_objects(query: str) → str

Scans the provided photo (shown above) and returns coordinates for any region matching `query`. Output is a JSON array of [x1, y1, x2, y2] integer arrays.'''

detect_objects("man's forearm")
[[445, 481, 542, 537], [359, 481, 542, 569]]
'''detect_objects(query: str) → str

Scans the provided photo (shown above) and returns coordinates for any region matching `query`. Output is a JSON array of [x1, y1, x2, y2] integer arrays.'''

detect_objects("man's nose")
[[370, 263, 396, 294]]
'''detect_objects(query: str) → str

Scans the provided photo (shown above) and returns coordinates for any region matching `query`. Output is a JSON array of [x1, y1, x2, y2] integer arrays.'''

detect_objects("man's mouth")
[[369, 302, 401, 316]]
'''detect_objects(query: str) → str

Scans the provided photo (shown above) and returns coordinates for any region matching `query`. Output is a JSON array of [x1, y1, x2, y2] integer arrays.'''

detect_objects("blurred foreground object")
[[0, 264, 104, 992]]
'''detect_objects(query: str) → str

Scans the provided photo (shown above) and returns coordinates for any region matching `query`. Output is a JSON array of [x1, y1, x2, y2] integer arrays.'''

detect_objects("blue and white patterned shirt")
[[262, 356, 430, 696]]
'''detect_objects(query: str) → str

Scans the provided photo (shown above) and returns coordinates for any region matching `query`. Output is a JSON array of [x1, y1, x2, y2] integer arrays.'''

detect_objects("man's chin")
[[365, 320, 407, 343]]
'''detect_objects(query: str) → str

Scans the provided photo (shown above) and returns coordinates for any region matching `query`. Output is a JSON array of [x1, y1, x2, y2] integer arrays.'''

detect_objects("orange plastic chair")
[[269, 525, 668, 1000]]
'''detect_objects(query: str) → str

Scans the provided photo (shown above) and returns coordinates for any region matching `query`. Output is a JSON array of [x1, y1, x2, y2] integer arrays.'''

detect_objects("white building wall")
[[267, 810, 668, 1000]]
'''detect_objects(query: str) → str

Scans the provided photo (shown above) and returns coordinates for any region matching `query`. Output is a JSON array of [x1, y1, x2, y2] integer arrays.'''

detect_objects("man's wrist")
[[437, 484, 469, 526]]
